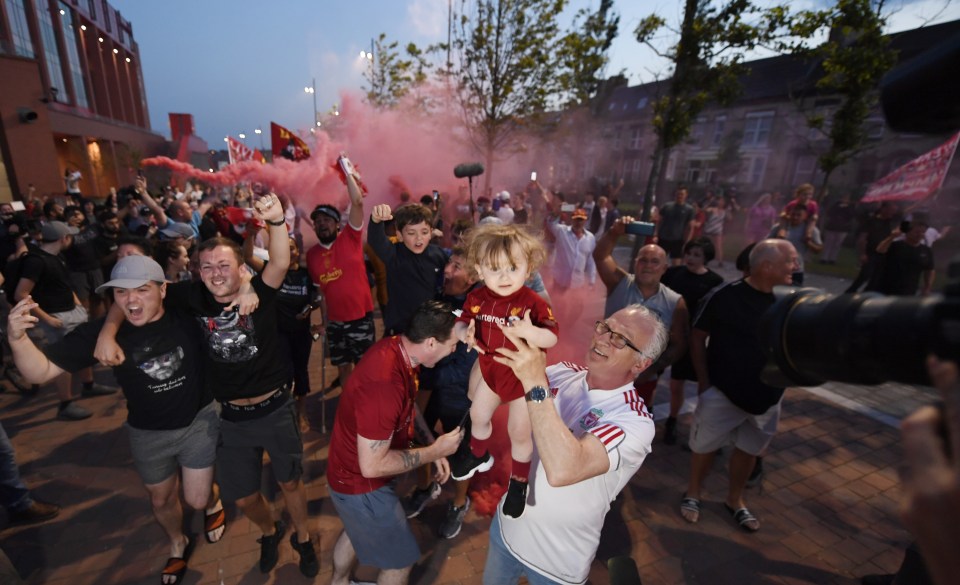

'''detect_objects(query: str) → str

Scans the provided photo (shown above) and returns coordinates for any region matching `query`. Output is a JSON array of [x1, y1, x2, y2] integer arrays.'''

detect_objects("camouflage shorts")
[[327, 312, 375, 366]]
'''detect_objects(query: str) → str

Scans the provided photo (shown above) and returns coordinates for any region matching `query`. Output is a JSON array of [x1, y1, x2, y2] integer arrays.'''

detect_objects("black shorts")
[[327, 312, 375, 366], [660, 239, 684, 259]]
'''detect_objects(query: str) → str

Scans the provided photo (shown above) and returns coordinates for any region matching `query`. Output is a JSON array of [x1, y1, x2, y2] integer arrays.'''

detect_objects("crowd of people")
[[0, 171, 956, 585]]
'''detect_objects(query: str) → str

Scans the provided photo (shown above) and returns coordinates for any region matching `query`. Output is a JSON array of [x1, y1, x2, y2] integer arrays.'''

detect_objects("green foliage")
[[555, 0, 620, 107], [363, 33, 432, 109], [786, 0, 897, 191]]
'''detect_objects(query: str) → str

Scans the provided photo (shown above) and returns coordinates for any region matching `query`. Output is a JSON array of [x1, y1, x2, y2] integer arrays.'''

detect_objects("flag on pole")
[[271, 122, 310, 162], [861, 132, 960, 203], [227, 137, 255, 165], [253, 149, 267, 164]]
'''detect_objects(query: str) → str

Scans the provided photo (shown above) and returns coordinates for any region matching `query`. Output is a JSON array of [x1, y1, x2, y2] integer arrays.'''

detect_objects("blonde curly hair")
[[463, 223, 546, 279]]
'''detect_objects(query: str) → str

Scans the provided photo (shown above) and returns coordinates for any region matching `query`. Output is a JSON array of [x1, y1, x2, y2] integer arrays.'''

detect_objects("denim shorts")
[[329, 483, 420, 570]]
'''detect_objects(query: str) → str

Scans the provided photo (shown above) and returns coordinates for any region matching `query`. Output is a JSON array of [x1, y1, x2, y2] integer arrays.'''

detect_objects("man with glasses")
[[594, 217, 689, 408], [482, 304, 667, 585]]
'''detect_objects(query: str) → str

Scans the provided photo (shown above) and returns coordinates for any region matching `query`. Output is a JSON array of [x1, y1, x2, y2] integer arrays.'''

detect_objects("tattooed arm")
[[357, 428, 463, 482]]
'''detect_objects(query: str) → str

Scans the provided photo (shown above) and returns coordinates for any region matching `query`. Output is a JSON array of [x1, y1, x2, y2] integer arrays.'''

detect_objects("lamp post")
[[304, 78, 319, 132], [254, 127, 263, 150], [238, 132, 246, 143]]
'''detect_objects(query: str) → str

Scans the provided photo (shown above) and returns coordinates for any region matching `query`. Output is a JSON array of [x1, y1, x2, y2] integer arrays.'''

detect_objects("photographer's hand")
[[899, 356, 960, 585]]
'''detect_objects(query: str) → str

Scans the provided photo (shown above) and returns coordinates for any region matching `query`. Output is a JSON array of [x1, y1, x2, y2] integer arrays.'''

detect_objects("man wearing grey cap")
[[6, 255, 224, 584], [13, 221, 116, 420]]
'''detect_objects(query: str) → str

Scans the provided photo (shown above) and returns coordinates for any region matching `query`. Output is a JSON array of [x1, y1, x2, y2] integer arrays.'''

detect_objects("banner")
[[271, 122, 310, 162], [227, 136, 254, 165], [861, 131, 960, 202], [253, 149, 267, 164]]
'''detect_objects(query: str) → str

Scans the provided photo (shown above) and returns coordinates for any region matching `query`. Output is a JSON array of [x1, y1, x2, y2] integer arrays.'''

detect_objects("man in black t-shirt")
[[97, 195, 318, 578], [871, 220, 935, 296], [7, 255, 224, 584], [846, 202, 899, 293], [680, 239, 798, 534]]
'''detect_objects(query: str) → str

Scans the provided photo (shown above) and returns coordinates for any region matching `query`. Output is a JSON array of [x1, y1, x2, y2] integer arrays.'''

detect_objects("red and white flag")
[[862, 132, 960, 203], [227, 137, 254, 165]]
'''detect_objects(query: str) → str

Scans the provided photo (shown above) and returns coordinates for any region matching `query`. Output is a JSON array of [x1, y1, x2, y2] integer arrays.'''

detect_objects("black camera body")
[[760, 257, 960, 387]]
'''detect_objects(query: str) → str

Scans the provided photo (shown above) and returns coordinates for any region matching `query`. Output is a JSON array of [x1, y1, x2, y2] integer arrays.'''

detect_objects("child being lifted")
[[450, 223, 558, 518]]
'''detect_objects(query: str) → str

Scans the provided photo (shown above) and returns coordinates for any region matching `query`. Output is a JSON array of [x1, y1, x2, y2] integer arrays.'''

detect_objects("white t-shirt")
[[497, 362, 655, 584]]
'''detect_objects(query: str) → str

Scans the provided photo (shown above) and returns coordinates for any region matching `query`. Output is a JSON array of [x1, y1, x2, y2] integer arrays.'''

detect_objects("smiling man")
[[7, 255, 222, 585], [482, 304, 667, 585]]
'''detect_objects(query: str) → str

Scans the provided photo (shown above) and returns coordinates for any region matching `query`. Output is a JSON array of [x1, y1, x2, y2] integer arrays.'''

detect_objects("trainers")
[[289, 532, 319, 578], [664, 416, 678, 445], [257, 520, 286, 573], [502, 478, 528, 518], [9, 499, 60, 525], [450, 450, 493, 481], [81, 383, 118, 397], [57, 402, 91, 420], [402, 481, 441, 518], [746, 457, 764, 488], [439, 497, 471, 539]]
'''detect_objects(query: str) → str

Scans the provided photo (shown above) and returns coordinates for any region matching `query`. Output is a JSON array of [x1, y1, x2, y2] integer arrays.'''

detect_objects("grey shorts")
[[126, 401, 220, 485], [27, 305, 88, 346], [216, 398, 304, 502], [327, 313, 375, 366], [329, 483, 420, 570], [69, 269, 106, 301], [688, 387, 781, 456]]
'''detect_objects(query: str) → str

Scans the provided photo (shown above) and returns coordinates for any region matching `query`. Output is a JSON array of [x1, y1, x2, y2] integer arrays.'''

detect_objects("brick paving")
[[0, 254, 936, 584]]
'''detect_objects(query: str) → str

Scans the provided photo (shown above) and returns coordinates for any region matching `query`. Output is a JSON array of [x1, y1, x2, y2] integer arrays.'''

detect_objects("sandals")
[[204, 500, 226, 544], [160, 535, 195, 585], [725, 503, 760, 532], [680, 495, 701, 523]]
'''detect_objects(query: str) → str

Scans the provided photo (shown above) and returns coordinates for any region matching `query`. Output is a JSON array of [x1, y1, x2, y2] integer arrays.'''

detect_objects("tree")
[[555, 0, 620, 108], [634, 0, 788, 220], [450, 0, 567, 190], [786, 0, 897, 199], [362, 33, 431, 109]]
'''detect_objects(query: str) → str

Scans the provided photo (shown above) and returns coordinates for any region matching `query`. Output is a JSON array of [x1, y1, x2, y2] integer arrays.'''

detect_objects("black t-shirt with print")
[[693, 279, 784, 414], [166, 275, 292, 401], [45, 310, 210, 430]]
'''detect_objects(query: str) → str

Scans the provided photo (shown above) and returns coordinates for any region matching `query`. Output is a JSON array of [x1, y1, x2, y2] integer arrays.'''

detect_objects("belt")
[[219, 384, 290, 422]]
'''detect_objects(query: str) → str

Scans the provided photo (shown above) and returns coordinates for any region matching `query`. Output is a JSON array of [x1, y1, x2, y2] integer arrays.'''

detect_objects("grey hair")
[[619, 304, 668, 365], [749, 239, 788, 270]]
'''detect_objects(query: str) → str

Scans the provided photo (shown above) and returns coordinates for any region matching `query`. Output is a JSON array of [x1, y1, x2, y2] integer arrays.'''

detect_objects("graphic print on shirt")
[[131, 334, 187, 390], [200, 308, 259, 363]]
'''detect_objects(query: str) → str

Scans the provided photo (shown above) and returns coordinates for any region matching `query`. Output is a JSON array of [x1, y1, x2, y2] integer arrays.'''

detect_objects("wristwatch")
[[525, 385, 548, 403]]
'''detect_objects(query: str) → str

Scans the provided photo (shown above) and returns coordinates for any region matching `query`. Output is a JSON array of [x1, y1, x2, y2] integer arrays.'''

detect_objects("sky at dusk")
[[113, 0, 959, 147]]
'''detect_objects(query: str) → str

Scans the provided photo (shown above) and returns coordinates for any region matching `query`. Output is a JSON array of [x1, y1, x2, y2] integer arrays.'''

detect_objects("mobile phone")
[[530, 171, 537, 181], [137, 168, 143, 178], [624, 221, 656, 236], [457, 409, 470, 430], [560, 203, 576, 213], [432, 190, 439, 202], [339, 154, 358, 179]]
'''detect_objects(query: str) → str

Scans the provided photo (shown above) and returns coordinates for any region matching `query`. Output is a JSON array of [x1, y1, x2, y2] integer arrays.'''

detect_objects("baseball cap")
[[571, 208, 588, 220], [498, 191, 511, 201], [310, 204, 341, 224], [95, 255, 167, 293], [40, 221, 79, 242], [159, 222, 195, 240]]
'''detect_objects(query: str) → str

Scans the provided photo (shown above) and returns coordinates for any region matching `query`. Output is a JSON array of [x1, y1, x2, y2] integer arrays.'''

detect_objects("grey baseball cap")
[[95, 255, 168, 293], [40, 221, 79, 242], [159, 222, 195, 240]]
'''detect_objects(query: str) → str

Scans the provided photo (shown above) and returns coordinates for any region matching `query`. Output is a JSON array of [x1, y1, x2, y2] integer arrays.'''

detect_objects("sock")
[[511, 459, 531, 482], [470, 435, 490, 459]]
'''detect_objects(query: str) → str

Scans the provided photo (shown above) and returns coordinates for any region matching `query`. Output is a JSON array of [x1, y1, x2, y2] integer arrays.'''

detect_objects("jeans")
[[483, 513, 563, 585], [0, 423, 31, 513]]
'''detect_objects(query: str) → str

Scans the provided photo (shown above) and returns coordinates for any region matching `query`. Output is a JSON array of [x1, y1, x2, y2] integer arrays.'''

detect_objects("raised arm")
[[6, 297, 66, 384], [241, 223, 267, 273], [134, 176, 169, 227], [367, 204, 396, 263], [255, 193, 290, 289], [346, 172, 365, 230], [593, 216, 630, 293]]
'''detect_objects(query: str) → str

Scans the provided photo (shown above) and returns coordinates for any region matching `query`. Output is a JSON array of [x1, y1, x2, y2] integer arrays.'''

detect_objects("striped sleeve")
[[590, 423, 625, 451]]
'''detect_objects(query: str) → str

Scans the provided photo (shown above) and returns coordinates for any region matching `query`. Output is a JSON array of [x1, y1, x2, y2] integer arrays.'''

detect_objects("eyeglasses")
[[594, 321, 642, 353]]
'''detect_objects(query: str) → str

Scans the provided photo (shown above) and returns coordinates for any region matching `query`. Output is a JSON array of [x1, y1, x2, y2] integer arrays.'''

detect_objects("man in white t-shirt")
[[483, 304, 667, 584]]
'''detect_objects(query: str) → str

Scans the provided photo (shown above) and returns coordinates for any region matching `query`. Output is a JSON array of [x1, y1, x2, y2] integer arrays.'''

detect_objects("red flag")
[[227, 137, 254, 164], [862, 132, 960, 203], [253, 149, 267, 164], [271, 122, 310, 162]]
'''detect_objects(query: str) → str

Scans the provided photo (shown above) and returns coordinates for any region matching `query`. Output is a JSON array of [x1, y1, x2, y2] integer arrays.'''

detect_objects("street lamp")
[[238, 132, 246, 141], [254, 127, 263, 150], [304, 78, 319, 132]]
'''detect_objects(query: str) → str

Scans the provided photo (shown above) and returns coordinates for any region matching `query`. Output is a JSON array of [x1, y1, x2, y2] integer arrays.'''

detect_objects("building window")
[[101, 0, 110, 31], [636, 97, 648, 109], [59, 3, 89, 109], [689, 116, 707, 146], [665, 153, 676, 181], [742, 156, 767, 186], [629, 127, 642, 150], [5, 0, 34, 58], [793, 155, 817, 185], [684, 159, 716, 184], [608, 102, 617, 111], [743, 111, 774, 147], [35, 0, 67, 102], [87, 0, 96, 19], [612, 128, 622, 150], [632, 159, 643, 182], [712, 116, 726, 146]]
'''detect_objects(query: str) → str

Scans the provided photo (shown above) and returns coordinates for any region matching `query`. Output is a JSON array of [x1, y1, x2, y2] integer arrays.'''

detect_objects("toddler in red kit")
[[450, 224, 558, 518]]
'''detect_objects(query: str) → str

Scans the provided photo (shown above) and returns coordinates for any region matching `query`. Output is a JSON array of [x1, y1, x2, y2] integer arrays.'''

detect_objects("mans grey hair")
[[749, 239, 788, 270], [620, 304, 668, 365]]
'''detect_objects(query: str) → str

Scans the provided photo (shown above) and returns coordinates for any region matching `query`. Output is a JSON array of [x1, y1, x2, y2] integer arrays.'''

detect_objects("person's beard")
[[317, 230, 337, 245]]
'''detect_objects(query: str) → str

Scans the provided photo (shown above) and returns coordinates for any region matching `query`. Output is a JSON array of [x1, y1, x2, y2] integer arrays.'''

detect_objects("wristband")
[[265, 219, 286, 227]]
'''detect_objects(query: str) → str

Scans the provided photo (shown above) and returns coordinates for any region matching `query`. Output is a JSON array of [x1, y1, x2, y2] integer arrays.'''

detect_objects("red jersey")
[[327, 336, 418, 495], [456, 286, 559, 401], [784, 198, 819, 218], [305, 223, 373, 323]]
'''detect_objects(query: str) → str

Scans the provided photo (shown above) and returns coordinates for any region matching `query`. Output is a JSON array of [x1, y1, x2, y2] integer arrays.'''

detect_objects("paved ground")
[[0, 250, 935, 584]]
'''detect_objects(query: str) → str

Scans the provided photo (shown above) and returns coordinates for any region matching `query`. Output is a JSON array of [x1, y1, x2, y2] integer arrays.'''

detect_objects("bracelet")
[[265, 219, 286, 227]]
